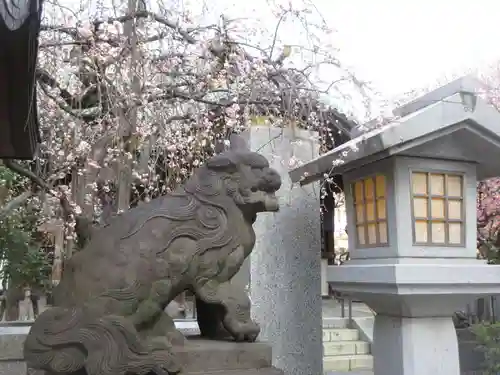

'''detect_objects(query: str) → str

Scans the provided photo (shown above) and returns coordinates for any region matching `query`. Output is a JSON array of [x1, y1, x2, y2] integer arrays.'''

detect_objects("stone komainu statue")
[[23, 135, 282, 375]]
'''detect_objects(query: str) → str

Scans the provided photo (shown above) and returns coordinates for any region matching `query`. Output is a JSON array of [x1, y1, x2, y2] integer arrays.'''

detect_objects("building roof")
[[289, 75, 500, 185]]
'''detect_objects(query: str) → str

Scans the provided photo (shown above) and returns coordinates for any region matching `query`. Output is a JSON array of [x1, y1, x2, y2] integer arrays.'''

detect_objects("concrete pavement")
[[322, 298, 373, 319]]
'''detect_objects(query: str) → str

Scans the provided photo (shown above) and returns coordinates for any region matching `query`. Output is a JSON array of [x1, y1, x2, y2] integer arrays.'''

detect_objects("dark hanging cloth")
[[0, 0, 43, 159]]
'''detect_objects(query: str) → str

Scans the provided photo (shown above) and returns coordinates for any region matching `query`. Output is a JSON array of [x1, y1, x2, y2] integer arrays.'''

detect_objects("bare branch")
[[2, 160, 95, 246], [41, 11, 198, 44], [40, 24, 78, 38], [2, 160, 55, 194]]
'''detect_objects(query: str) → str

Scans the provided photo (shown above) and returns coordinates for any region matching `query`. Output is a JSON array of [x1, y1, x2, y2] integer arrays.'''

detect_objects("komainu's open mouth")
[[263, 193, 280, 212]]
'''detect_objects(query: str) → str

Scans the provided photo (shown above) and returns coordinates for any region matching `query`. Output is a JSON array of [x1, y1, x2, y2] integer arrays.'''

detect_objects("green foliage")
[[472, 322, 500, 374], [481, 240, 500, 264], [0, 221, 51, 290], [0, 165, 51, 290], [0, 164, 27, 196]]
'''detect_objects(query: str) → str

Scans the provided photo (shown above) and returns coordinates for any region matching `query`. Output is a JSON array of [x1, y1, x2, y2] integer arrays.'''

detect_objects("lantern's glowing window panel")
[[352, 174, 388, 248], [411, 171, 464, 246]]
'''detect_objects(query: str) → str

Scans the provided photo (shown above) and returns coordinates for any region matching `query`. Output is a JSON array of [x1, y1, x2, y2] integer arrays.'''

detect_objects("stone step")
[[187, 367, 284, 374], [322, 317, 350, 329], [323, 354, 374, 372], [323, 328, 359, 342], [324, 340, 370, 356]]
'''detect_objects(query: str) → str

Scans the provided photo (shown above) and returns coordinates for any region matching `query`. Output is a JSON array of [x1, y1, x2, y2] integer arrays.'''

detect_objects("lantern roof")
[[290, 75, 500, 185]]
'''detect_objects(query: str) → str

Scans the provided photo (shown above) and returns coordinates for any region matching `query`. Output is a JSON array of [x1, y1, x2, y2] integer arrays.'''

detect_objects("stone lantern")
[[289, 75, 500, 375]]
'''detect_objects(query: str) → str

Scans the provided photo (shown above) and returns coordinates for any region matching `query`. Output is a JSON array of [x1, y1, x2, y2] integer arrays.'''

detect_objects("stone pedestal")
[[173, 338, 285, 374], [249, 126, 323, 375], [373, 315, 459, 375], [0, 324, 284, 375]]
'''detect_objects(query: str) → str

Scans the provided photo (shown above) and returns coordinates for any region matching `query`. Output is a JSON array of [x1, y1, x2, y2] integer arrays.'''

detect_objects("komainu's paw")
[[165, 328, 186, 347], [151, 364, 177, 375], [149, 337, 182, 374], [229, 319, 261, 342], [150, 351, 182, 375]]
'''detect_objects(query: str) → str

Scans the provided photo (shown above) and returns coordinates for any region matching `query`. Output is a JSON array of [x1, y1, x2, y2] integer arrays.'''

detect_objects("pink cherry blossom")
[[0, 0, 372, 251]]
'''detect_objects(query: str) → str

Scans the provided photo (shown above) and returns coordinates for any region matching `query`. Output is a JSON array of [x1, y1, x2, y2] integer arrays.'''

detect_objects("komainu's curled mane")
[[24, 135, 282, 375], [119, 166, 246, 256]]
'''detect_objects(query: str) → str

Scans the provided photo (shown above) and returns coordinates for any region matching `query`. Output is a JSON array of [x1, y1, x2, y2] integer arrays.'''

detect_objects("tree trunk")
[[115, 0, 142, 213], [4, 285, 22, 321], [0, 296, 5, 320]]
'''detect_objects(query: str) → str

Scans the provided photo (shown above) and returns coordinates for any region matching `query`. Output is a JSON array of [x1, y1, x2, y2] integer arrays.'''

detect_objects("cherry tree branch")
[[0, 192, 33, 220], [2, 160, 54, 193], [41, 10, 198, 45], [1, 160, 93, 243]]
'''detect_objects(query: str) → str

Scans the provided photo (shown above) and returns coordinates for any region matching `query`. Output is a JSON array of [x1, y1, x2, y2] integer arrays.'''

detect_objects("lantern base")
[[373, 314, 459, 375], [328, 261, 500, 316], [328, 261, 500, 375]]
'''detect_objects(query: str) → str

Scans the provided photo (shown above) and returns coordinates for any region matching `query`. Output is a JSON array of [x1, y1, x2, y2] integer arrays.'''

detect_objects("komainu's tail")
[[23, 306, 178, 375]]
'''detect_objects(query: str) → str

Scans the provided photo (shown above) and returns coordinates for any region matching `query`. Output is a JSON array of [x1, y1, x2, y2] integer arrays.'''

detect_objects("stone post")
[[249, 125, 323, 375], [38, 219, 64, 286], [18, 288, 34, 321]]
